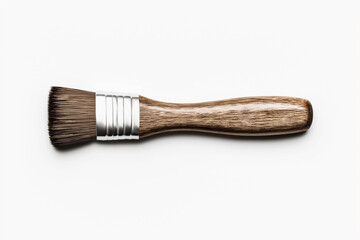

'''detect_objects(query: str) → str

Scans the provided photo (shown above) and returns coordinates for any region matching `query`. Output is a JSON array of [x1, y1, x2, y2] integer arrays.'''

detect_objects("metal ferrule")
[[96, 91, 139, 140]]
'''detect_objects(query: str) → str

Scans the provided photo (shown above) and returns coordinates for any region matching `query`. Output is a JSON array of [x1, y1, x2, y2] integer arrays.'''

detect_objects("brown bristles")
[[48, 87, 96, 147]]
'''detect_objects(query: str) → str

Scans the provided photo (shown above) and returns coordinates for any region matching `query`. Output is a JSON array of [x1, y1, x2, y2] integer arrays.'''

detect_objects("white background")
[[0, 0, 359, 239]]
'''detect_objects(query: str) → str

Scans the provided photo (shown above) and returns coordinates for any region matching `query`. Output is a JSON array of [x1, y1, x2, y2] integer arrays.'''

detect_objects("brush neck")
[[95, 91, 139, 140]]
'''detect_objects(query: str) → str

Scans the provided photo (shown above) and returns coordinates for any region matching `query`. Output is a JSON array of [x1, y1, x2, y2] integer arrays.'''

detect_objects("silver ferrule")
[[96, 91, 139, 141]]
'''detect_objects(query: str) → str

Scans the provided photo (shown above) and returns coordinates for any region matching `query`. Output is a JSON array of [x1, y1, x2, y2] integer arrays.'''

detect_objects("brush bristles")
[[48, 87, 96, 147]]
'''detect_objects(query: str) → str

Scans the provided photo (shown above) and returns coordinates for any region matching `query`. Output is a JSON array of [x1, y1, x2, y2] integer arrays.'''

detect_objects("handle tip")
[[304, 99, 313, 131]]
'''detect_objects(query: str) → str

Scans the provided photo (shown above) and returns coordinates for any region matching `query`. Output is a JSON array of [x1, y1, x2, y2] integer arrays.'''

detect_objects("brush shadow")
[[51, 131, 308, 151], [140, 130, 307, 143], [96, 130, 308, 145], [52, 140, 95, 152]]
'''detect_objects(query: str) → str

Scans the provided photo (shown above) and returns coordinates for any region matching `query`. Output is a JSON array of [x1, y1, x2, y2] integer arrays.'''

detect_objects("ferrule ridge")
[[96, 91, 139, 140]]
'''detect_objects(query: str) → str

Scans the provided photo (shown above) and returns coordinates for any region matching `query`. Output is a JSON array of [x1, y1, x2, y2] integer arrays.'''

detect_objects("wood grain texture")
[[139, 96, 312, 138]]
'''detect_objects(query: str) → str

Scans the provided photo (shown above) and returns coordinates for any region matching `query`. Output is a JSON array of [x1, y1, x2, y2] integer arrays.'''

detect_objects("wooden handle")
[[139, 96, 313, 138]]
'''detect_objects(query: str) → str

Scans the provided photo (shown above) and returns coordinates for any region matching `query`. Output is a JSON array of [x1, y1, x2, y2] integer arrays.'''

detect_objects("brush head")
[[48, 87, 96, 147]]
